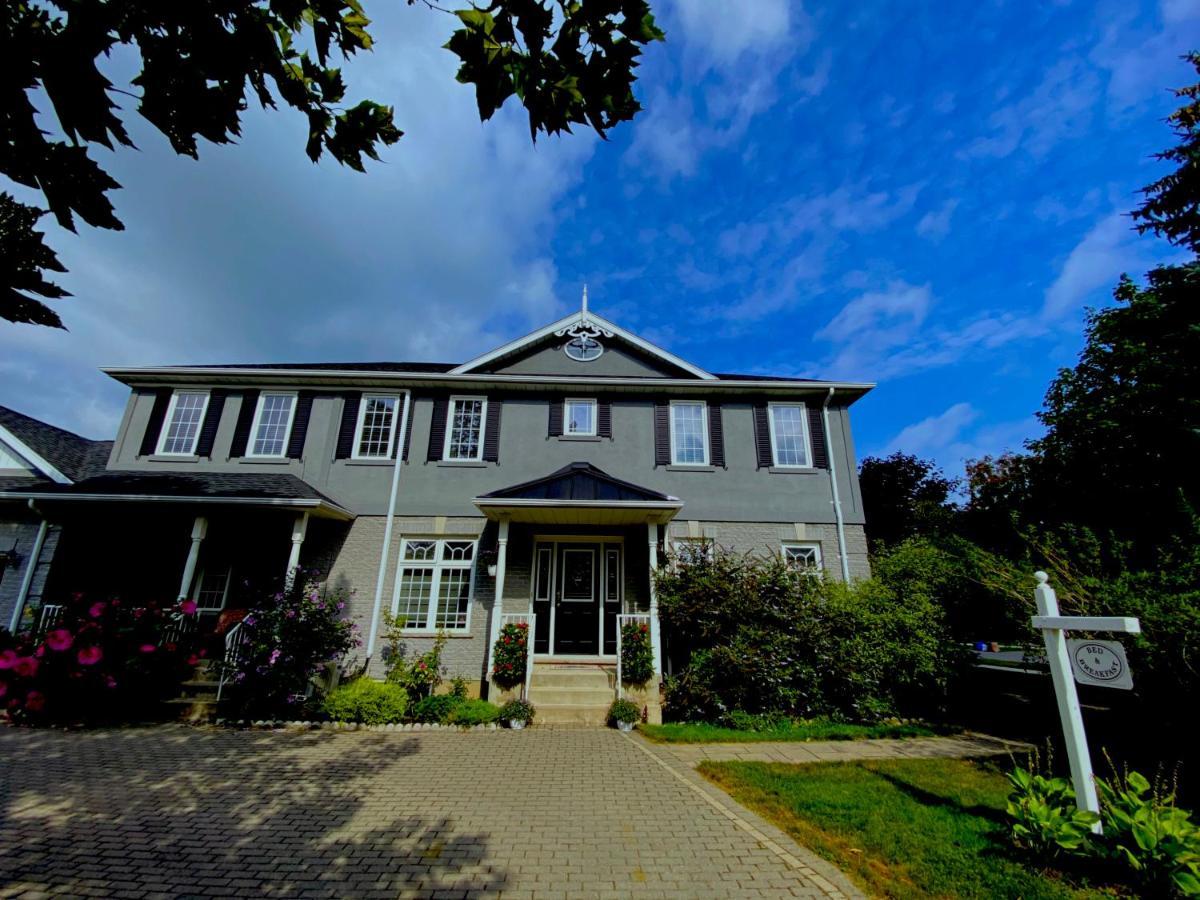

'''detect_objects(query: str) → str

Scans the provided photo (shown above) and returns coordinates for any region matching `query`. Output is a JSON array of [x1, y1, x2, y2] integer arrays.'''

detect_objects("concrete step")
[[164, 697, 218, 724], [535, 703, 611, 726], [530, 667, 615, 690], [529, 686, 615, 707]]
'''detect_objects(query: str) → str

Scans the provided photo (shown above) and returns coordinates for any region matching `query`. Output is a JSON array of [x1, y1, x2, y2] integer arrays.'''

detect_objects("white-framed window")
[[392, 538, 477, 631], [564, 398, 597, 436], [248, 393, 297, 458], [157, 391, 210, 456], [192, 566, 232, 613], [444, 396, 487, 461], [782, 542, 822, 573], [672, 537, 714, 566], [353, 394, 402, 459], [669, 400, 708, 465], [768, 402, 812, 468]]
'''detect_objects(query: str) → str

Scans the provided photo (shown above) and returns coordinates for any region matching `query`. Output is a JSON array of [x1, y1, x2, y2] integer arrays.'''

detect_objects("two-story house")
[[2, 304, 872, 721]]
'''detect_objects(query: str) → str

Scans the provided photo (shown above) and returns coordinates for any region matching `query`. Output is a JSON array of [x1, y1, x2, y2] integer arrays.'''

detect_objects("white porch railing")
[[33, 604, 63, 638], [161, 611, 200, 645], [499, 612, 535, 700], [216, 621, 250, 703], [616, 613, 652, 699]]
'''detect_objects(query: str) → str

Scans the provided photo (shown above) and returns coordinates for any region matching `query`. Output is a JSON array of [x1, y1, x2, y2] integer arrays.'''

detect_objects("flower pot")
[[508, 719, 526, 730], [617, 720, 635, 733], [487, 564, 498, 577]]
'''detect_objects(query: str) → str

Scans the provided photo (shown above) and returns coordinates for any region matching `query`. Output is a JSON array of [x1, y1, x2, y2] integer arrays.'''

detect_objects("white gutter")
[[0, 492, 353, 519], [366, 391, 411, 659], [10, 500, 49, 632], [822, 388, 851, 582]]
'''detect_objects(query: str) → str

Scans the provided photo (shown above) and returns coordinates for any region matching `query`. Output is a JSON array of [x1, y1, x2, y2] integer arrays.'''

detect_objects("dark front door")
[[554, 543, 600, 654]]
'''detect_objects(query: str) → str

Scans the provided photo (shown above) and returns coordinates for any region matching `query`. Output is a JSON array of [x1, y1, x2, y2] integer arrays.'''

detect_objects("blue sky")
[[2, 0, 1197, 478]]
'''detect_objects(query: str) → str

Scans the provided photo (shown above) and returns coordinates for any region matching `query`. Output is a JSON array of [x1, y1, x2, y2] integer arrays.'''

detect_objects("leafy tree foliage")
[[1, 0, 663, 328], [859, 452, 958, 550]]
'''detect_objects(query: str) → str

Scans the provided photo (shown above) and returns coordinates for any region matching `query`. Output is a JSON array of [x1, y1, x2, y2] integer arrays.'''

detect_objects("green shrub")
[[447, 699, 501, 726], [1098, 768, 1200, 896], [449, 676, 469, 701], [499, 698, 535, 725], [608, 698, 641, 725], [491, 621, 529, 689], [728, 710, 789, 732], [656, 543, 968, 724], [1005, 765, 1099, 859], [410, 693, 460, 723], [620, 619, 654, 685], [321, 678, 408, 724], [381, 617, 447, 699]]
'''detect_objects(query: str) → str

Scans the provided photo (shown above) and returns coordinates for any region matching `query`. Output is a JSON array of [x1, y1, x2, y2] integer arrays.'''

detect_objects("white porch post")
[[177, 516, 208, 602], [486, 518, 511, 691], [10, 506, 49, 633], [285, 511, 310, 588], [647, 521, 663, 680]]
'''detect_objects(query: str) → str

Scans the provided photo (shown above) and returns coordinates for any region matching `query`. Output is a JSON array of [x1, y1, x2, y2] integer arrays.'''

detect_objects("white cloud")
[[880, 403, 1040, 471], [916, 199, 959, 240], [1041, 212, 1147, 320], [882, 403, 979, 457], [817, 282, 930, 345], [670, 0, 798, 68]]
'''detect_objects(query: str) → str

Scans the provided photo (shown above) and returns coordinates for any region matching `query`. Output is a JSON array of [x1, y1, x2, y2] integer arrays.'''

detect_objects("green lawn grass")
[[699, 758, 1123, 899], [639, 720, 942, 743]]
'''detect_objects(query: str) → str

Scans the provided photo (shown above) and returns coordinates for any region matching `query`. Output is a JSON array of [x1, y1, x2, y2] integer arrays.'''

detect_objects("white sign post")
[[1031, 571, 1141, 833]]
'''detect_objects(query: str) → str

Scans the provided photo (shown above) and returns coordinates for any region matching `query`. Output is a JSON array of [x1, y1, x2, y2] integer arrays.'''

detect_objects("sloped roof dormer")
[[449, 303, 716, 381]]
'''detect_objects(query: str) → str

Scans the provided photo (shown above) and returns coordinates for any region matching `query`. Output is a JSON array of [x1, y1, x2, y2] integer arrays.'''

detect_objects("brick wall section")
[[665, 520, 870, 581], [0, 518, 60, 632]]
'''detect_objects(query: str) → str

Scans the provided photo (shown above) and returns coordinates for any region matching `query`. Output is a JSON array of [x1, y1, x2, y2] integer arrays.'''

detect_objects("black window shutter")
[[597, 400, 612, 439], [653, 400, 670, 466], [195, 390, 227, 458], [808, 403, 829, 468], [547, 398, 563, 437], [334, 393, 362, 459], [752, 403, 773, 469], [138, 388, 173, 456], [707, 402, 725, 468], [483, 397, 503, 462], [229, 389, 260, 458], [426, 396, 449, 461], [399, 395, 416, 460], [286, 391, 315, 459]]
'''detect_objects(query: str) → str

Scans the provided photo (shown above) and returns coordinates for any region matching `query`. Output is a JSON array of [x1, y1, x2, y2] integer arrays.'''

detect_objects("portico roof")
[[473, 462, 682, 525]]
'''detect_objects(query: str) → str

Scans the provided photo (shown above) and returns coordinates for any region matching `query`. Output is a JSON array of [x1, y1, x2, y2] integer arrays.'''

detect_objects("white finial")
[[1034, 571, 1049, 584], [581, 283, 589, 316]]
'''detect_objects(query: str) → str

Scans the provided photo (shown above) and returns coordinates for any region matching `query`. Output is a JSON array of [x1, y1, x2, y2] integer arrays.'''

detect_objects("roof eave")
[[3, 492, 354, 520]]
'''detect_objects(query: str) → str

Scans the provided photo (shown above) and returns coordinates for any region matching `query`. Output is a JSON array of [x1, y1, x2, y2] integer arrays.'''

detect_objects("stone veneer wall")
[[664, 520, 870, 581], [0, 518, 60, 631]]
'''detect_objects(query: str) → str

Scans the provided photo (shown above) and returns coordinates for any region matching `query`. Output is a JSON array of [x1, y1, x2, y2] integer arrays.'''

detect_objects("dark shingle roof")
[[479, 462, 674, 503], [0, 405, 113, 481], [1, 471, 343, 506], [183, 361, 458, 373]]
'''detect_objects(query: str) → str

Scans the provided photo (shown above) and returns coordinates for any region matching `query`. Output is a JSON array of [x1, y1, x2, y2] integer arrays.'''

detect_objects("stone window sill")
[[145, 455, 200, 464], [239, 457, 293, 466], [436, 460, 488, 468], [666, 464, 715, 473], [557, 435, 602, 442], [768, 466, 820, 475], [342, 458, 399, 466], [400, 631, 474, 639]]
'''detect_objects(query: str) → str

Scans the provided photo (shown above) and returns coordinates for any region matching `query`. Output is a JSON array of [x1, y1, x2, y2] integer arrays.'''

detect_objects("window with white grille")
[[392, 538, 476, 631], [445, 397, 486, 460], [669, 401, 708, 465], [768, 403, 811, 468], [564, 398, 596, 436], [157, 391, 209, 456], [249, 394, 296, 457], [782, 543, 822, 573], [354, 395, 400, 459]]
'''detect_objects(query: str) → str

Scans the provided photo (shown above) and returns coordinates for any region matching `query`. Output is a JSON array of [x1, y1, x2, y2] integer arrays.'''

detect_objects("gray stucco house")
[[1, 304, 873, 721]]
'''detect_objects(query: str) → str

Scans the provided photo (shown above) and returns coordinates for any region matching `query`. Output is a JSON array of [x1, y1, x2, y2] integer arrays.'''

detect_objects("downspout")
[[10, 500, 49, 633], [366, 390, 412, 661], [822, 388, 852, 582]]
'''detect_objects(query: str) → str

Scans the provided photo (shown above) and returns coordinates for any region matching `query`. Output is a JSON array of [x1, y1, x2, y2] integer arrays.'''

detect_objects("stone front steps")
[[528, 663, 616, 725], [165, 661, 221, 723]]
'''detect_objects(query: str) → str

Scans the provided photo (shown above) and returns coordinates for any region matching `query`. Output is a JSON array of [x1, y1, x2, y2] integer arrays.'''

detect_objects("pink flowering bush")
[[0, 594, 201, 724], [219, 570, 358, 718]]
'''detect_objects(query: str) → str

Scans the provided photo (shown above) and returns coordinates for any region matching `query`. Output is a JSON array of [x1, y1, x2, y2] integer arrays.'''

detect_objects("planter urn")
[[616, 720, 635, 733], [487, 564, 498, 577], [508, 719, 526, 730]]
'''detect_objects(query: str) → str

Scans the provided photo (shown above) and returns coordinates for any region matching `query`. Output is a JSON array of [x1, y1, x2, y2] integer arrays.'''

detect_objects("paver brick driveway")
[[0, 725, 857, 899]]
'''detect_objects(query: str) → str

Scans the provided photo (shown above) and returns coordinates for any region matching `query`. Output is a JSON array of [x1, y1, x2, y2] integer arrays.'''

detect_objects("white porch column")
[[486, 518, 511, 690], [647, 521, 663, 680], [285, 511, 310, 588], [177, 516, 208, 602]]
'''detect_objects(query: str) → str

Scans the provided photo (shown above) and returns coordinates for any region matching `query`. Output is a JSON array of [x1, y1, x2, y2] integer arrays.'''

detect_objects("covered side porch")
[[474, 462, 681, 722], [5, 472, 353, 636]]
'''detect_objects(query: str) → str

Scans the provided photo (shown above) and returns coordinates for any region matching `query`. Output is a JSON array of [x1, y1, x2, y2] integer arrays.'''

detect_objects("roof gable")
[[450, 308, 715, 381], [479, 461, 675, 503], [0, 406, 112, 483]]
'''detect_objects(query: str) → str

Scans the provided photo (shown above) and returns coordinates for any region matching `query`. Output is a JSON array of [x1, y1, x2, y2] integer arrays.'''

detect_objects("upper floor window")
[[393, 538, 476, 631], [354, 394, 401, 459], [768, 403, 812, 468], [157, 391, 209, 456], [564, 398, 596, 436], [782, 542, 822, 573], [445, 396, 486, 461], [249, 393, 296, 458], [670, 401, 708, 465]]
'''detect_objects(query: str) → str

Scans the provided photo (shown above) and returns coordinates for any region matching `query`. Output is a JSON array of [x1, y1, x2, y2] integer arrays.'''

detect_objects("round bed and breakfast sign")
[[1066, 639, 1134, 690]]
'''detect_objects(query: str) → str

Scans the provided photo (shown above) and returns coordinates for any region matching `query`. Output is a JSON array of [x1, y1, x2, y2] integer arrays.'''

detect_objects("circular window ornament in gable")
[[564, 333, 604, 362]]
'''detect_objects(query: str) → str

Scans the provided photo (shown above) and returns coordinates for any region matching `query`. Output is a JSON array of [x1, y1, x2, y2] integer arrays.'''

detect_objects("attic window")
[[564, 399, 596, 436]]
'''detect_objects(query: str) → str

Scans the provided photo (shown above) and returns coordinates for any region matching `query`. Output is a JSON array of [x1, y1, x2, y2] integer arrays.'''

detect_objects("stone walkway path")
[[647, 731, 1032, 767], [0, 724, 862, 899]]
